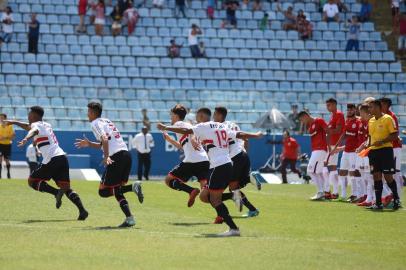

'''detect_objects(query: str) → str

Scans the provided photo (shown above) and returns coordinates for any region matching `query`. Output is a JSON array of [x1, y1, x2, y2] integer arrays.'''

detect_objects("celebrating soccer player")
[[75, 102, 144, 227], [4, 106, 88, 220]]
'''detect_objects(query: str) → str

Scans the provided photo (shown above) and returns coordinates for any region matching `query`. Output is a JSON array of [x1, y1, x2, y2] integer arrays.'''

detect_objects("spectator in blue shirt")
[[28, 13, 40, 54], [358, 0, 372, 22], [345, 16, 360, 51]]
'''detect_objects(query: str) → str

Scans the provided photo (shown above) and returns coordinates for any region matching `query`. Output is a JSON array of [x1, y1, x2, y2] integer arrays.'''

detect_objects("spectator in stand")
[[317, 0, 327, 12], [278, 4, 297, 30], [242, 0, 249, 10], [28, 13, 40, 54], [110, 4, 122, 36], [76, 0, 87, 33], [222, 0, 239, 28], [123, 2, 139, 35], [175, 0, 187, 18], [259, 12, 271, 31], [297, 13, 313, 40], [399, 13, 406, 59], [358, 0, 372, 22], [391, 0, 400, 33], [345, 16, 361, 51], [207, 0, 215, 19], [323, 0, 340, 22], [198, 41, 207, 57], [91, 0, 105, 36], [336, 0, 349, 13], [141, 108, 151, 131], [0, 6, 13, 47], [118, 0, 130, 14], [188, 24, 202, 58], [252, 0, 262, 11], [168, 39, 182, 58], [288, 105, 300, 133], [153, 0, 164, 8]]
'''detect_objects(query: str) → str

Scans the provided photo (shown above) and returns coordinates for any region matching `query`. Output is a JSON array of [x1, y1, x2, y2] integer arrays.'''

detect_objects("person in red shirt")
[[399, 13, 406, 59], [324, 98, 345, 199], [76, 0, 88, 33], [298, 111, 328, 200], [280, 130, 301, 184], [380, 97, 403, 202], [331, 104, 365, 202]]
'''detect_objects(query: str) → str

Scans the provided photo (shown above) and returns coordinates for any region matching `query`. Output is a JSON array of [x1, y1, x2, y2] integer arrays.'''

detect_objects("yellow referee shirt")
[[368, 114, 397, 150], [0, 124, 14, 145]]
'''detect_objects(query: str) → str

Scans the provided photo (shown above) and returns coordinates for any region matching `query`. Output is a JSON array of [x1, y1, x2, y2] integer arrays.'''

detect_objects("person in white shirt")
[[5, 106, 88, 220], [26, 143, 39, 174], [323, 0, 340, 22], [75, 102, 143, 228], [132, 126, 154, 180], [188, 24, 202, 58], [161, 104, 210, 208], [0, 6, 14, 46], [157, 107, 262, 237]]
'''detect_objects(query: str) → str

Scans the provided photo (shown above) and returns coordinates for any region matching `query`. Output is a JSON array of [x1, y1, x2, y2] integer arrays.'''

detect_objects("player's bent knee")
[[28, 177, 40, 189], [98, 188, 113, 198], [199, 192, 210, 203]]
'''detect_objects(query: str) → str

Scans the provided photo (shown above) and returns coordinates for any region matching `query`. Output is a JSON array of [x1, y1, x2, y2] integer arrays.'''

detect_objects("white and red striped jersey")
[[224, 121, 245, 158], [31, 121, 65, 164], [192, 121, 236, 168], [173, 121, 209, 163], [91, 118, 128, 156]]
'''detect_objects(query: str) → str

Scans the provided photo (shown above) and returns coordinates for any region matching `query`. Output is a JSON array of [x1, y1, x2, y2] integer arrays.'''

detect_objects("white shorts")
[[340, 152, 357, 172], [356, 155, 370, 173], [394, 147, 401, 172], [95, 18, 105, 25], [327, 151, 339, 166], [307, 150, 327, 174]]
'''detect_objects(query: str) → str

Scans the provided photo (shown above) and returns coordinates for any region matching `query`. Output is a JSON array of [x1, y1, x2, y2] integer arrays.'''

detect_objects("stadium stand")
[[0, 0, 405, 132]]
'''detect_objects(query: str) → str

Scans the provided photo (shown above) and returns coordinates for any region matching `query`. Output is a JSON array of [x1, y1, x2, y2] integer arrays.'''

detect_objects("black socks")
[[65, 189, 86, 212], [215, 203, 238, 230], [241, 192, 257, 212], [169, 179, 194, 194], [387, 180, 399, 200], [374, 180, 383, 205]]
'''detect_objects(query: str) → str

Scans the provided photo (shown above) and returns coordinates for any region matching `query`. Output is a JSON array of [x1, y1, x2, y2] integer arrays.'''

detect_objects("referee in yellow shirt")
[[367, 100, 400, 210], [0, 113, 15, 179]]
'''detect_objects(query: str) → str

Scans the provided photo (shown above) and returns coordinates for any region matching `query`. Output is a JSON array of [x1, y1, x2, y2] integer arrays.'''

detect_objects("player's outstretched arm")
[[157, 123, 193, 135], [236, 131, 264, 140], [162, 132, 182, 149], [18, 127, 39, 147], [75, 135, 102, 149], [3, 120, 31, 131]]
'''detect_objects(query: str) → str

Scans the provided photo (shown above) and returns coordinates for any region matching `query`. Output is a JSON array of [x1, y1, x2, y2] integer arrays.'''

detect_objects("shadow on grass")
[[169, 222, 210, 227], [22, 219, 76, 224], [81, 226, 140, 231]]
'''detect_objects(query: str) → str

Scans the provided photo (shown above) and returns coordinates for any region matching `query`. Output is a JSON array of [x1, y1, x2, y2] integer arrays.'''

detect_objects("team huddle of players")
[[5, 103, 262, 237], [298, 97, 402, 210]]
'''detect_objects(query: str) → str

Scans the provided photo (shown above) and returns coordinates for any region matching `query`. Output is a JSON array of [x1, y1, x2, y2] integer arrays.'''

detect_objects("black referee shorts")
[[368, 147, 396, 175], [101, 150, 132, 188], [0, 144, 12, 159], [231, 151, 251, 188], [169, 161, 210, 183]]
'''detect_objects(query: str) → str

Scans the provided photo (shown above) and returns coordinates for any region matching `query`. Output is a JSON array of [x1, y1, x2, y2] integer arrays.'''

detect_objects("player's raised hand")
[[255, 131, 264, 138], [17, 138, 28, 147], [75, 135, 90, 148], [103, 156, 114, 166], [157, 123, 166, 131]]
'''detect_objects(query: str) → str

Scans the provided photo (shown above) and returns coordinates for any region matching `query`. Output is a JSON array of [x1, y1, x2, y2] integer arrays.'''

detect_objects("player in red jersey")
[[380, 97, 403, 202], [324, 98, 345, 200], [298, 111, 329, 200], [331, 104, 365, 202]]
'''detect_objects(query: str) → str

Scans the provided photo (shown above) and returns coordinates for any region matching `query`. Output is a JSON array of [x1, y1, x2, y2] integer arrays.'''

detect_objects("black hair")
[[0, 113, 7, 119], [6, 6, 12, 12], [284, 130, 290, 136], [325, 98, 337, 104], [196, 107, 211, 117], [171, 104, 187, 120], [214, 106, 228, 120], [298, 110, 310, 118], [87, 102, 103, 117], [379, 97, 392, 107], [30, 106, 44, 118], [347, 103, 356, 109], [370, 100, 382, 109]]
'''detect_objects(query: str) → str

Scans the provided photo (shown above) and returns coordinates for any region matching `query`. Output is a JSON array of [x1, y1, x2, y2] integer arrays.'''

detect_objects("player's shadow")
[[169, 222, 210, 227], [82, 226, 140, 231], [22, 219, 76, 224]]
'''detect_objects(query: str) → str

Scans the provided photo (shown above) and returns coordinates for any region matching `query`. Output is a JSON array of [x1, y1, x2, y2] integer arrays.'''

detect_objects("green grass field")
[[0, 180, 405, 270]]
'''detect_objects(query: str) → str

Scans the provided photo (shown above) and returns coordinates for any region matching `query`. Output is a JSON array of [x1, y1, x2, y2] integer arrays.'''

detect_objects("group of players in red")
[[298, 97, 403, 210]]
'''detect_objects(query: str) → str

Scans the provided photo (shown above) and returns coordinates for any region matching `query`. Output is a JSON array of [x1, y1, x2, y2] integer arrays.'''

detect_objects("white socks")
[[338, 175, 347, 198], [366, 174, 375, 203], [329, 170, 339, 195], [395, 172, 403, 200], [356, 176, 366, 197], [349, 177, 357, 197], [322, 167, 330, 192], [310, 173, 324, 193]]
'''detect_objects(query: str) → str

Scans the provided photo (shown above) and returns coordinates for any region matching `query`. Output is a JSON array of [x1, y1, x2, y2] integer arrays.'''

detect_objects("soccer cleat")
[[217, 229, 240, 237], [366, 203, 383, 211], [187, 188, 200, 207], [356, 195, 367, 204], [55, 189, 64, 209], [118, 216, 136, 228], [330, 193, 339, 200], [346, 195, 357, 203], [132, 181, 144, 204], [78, 210, 89, 221], [357, 201, 373, 207], [382, 194, 393, 207], [250, 175, 262, 190], [213, 216, 224, 224], [324, 191, 332, 200], [232, 190, 243, 212], [310, 192, 325, 201], [243, 209, 259, 218], [393, 199, 401, 210]]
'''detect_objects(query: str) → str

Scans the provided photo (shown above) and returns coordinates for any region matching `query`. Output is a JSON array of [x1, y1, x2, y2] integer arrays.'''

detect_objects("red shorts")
[[78, 0, 87, 15]]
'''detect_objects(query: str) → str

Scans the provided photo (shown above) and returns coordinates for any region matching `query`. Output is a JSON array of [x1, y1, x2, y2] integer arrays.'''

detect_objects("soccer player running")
[[359, 100, 401, 210], [0, 113, 15, 179], [324, 98, 345, 200], [75, 102, 144, 227], [161, 104, 209, 207], [331, 104, 363, 202], [298, 110, 329, 200], [4, 106, 88, 220], [280, 130, 301, 184], [380, 97, 403, 203], [157, 108, 262, 237], [213, 106, 259, 220]]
